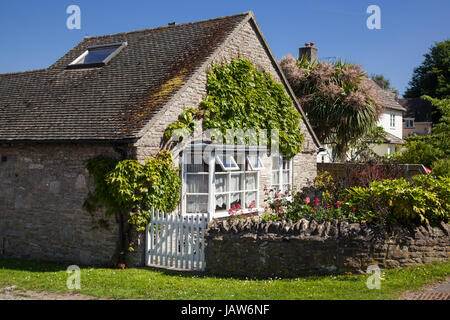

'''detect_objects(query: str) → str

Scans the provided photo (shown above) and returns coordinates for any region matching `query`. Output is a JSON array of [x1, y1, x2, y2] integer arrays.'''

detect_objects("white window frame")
[[390, 113, 396, 128], [215, 154, 239, 171], [67, 42, 127, 69], [405, 119, 414, 128], [246, 154, 264, 171], [181, 147, 263, 218], [271, 155, 293, 194]]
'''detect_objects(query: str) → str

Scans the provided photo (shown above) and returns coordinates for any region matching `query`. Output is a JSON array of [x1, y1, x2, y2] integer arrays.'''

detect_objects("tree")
[[279, 55, 383, 159], [393, 96, 450, 176], [404, 40, 450, 122], [348, 126, 387, 162], [370, 74, 391, 89]]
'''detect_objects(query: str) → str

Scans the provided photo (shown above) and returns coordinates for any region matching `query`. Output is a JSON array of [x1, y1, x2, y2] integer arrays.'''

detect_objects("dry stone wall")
[[205, 219, 450, 278]]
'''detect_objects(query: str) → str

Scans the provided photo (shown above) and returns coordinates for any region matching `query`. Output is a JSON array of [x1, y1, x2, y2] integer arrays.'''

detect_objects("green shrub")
[[431, 158, 450, 177], [346, 176, 449, 225], [392, 139, 440, 168]]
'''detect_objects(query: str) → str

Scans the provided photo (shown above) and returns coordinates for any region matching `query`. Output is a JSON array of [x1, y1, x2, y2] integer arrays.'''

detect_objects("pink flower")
[[352, 207, 357, 212], [335, 202, 341, 208], [344, 197, 348, 201], [313, 207, 317, 211], [305, 197, 311, 204], [237, 204, 241, 209], [276, 193, 282, 198]]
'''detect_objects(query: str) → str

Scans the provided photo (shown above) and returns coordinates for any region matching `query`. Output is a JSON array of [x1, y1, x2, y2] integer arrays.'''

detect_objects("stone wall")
[[0, 144, 124, 266], [205, 219, 450, 278], [133, 17, 318, 184]]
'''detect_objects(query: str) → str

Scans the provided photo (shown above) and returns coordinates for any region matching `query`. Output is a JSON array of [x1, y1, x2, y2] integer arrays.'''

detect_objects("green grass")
[[0, 259, 448, 300]]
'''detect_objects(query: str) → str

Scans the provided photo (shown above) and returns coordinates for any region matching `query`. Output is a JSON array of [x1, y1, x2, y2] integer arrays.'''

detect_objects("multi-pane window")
[[215, 159, 259, 213], [184, 153, 209, 214], [390, 114, 396, 128], [183, 150, 263, 216], [405, 119, 414, 128], [271, 156, 292, 193]]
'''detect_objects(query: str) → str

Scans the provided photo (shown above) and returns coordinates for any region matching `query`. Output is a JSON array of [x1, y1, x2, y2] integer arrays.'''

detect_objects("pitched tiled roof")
[[0, 12, 249, 142], [398, 98, 433, 122], [382, 132, 405, 145], [368, 80, 406, 112]]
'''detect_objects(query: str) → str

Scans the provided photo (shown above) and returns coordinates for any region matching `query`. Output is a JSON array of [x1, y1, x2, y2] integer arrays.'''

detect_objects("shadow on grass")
[[0, 257, 363, 283], [0, 258, 90, 273]]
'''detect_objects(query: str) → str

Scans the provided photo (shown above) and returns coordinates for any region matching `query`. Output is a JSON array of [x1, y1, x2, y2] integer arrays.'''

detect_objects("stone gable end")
[[134, 18, 318, 192]]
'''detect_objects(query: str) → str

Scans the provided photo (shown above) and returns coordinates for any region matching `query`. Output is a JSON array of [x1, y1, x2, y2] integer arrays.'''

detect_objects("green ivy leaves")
[[84, 151, 181, 235], [164, 58, 304, 157]]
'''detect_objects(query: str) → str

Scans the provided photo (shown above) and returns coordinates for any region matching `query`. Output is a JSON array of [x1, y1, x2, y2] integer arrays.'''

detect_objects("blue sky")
[[0, 0, 448, 96]]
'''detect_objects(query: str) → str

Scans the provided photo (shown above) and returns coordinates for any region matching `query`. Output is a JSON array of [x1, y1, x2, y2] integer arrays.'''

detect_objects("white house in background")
[[398, 97, 433, 137], [317, 83, 406, 163], [370, 85, 406, 157]]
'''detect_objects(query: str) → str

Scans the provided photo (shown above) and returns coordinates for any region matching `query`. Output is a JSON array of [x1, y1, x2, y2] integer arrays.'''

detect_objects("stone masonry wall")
[[125, 18, 318, 267], [0, 144, 123, 265], [205, 219, 450, 278], [133, 17, 318, 183]]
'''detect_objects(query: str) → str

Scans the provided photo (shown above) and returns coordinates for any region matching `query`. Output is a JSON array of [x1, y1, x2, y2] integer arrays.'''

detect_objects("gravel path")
[[0, 285, 99, 300], [399, 277, 450, 300]]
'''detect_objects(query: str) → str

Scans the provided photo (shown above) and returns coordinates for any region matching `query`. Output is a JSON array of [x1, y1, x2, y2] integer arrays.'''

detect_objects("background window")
[[405, 119, 414, 128], [271, 156, 292, 194], [390, 114, 396, 127]]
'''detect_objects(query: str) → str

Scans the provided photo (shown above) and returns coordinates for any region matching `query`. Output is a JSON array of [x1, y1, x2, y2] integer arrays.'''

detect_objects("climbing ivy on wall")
[[84, 151, 181, 250], [164, 58, 304, 157]]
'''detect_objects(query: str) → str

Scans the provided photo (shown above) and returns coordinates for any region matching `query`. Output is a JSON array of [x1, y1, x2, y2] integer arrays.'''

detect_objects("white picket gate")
[[145, 209, 209, 271]]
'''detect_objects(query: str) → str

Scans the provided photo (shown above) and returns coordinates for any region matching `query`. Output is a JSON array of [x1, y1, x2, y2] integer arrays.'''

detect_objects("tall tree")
[[370, 74, 391, 89], [404, 40, 450, 100], [279, 55, 383, 159]]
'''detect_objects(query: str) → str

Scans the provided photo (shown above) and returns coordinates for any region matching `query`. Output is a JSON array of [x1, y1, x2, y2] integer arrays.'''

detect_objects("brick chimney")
[[299, 42, 318, 62]]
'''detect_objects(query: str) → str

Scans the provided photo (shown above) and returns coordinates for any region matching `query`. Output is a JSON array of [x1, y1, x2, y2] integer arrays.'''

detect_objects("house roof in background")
[[398, 98, 433, 122], [0, 12, 249, 142], [382, 132, 405, 145], [368, 81, 406, 112]]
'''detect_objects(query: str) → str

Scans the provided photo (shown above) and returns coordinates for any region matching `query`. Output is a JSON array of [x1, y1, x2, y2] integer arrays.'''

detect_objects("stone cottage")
[[0, 11, 319, 266]]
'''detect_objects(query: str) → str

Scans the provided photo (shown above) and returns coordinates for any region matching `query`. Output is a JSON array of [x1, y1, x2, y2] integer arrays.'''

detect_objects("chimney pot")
[[299, 43, 318, 62]]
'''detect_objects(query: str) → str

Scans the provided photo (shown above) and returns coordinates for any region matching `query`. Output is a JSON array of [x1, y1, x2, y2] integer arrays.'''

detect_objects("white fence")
[[145, 209, 209, 271]]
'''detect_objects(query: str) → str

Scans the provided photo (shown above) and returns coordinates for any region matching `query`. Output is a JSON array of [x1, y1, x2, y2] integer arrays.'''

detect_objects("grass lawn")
[[0, 258, 449, 300]]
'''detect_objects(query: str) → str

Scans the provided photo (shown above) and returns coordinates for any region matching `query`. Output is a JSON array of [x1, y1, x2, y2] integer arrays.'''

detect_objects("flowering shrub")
[[279, 55, 383, 158], [262, 188, 364, 224], [261, 174, 449, 226], [228, 201, 259, 221]]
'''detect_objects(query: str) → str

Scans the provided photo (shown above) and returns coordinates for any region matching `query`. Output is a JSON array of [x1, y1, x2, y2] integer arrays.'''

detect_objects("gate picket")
[[146, 211, 207, 271]]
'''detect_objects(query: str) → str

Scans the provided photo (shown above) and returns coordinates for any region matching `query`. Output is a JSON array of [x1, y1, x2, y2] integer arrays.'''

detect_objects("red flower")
[[352, 207, 357, 212], [344, 197, 348, 201], [313, 207, 317, 211], [335, 202, 341, 208]]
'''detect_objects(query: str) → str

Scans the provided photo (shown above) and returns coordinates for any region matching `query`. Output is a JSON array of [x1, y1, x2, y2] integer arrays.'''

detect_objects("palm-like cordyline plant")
[[280, 55, 383, 159]]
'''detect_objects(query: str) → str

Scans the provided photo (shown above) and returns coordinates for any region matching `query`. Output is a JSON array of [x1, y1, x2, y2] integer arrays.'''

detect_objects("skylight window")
[[67, 42, 127, 69]]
